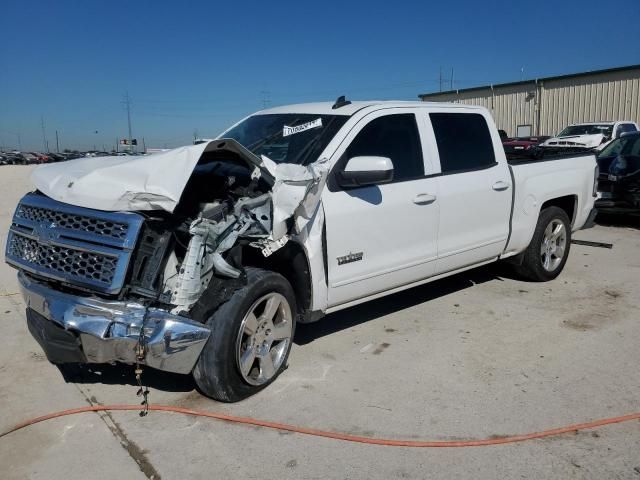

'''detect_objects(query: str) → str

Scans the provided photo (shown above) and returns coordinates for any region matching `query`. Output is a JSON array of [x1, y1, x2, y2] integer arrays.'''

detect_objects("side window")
[[344, 114, 424, 182], [430, 113, 496, 173], [618, 123, 637, 137]]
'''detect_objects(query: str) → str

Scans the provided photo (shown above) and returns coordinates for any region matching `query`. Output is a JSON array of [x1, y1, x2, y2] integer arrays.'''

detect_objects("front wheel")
[[515, 206, 571, 281], [192, 267, 296, 402]]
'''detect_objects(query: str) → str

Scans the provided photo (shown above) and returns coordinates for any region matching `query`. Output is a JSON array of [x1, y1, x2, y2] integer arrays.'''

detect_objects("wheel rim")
[[540, 219, 567, 272], [236, 292, 293, 386]]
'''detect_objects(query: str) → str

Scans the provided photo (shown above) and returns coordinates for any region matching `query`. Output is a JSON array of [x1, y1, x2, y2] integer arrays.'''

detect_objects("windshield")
[[557, 124, 613, 137], [598, 135, 640, 158], [221, 114, 348, 165]]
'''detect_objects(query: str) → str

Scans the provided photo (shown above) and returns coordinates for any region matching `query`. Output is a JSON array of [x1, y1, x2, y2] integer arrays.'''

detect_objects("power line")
[[260, 90, 271, 109], [122, 92, 134, 152], [40, 116, 48, 152]]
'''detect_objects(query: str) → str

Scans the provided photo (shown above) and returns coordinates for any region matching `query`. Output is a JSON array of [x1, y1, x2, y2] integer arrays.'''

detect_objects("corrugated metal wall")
[[421, 67, 640, 137]]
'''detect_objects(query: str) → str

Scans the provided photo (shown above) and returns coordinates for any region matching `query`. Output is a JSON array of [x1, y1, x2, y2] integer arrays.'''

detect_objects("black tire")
[[192, 267, 297, 402], [515, 206, 572, 282]]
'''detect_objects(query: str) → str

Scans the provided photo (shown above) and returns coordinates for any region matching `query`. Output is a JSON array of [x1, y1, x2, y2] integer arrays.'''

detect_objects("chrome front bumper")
[[18, 272, 211, 374]]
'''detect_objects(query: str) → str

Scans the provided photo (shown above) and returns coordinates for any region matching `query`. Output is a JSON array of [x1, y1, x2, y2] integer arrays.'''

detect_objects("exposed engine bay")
[[52, 141, 331, 315]]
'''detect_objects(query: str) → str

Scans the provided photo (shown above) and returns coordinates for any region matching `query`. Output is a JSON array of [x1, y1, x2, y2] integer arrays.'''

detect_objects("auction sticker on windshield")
[[283, 118, 323, 137]]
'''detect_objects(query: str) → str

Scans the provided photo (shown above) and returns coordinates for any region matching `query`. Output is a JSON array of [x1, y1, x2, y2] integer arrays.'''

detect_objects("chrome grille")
[[5, 193, 144, 294], [7, 234, 118, 285], [15, 204, 129, 240]]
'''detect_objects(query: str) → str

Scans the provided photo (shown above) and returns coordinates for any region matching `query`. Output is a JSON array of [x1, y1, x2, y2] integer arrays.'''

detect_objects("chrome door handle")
[[413, 193, 437, 205], [492, 181, 510, 191]]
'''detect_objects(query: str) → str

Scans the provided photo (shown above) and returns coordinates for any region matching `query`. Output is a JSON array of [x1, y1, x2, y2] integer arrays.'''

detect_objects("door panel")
[[324, 178, 439, 306], [435, 166, 511, 272], [323, 110, 439, 307], [427, 111, 512, 273]]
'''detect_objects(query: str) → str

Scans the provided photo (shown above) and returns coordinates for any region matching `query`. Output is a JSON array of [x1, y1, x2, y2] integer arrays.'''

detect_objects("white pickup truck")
[[6, 99, 598, 401], [541, 121, 639, 151]]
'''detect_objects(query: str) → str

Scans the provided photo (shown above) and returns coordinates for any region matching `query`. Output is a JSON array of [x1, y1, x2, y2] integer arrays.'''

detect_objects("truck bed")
[[503, 152, 597, 258]]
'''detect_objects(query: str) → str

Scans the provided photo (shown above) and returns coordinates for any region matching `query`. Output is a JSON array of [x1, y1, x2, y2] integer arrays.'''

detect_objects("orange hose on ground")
[[1, 404, 639, 447]]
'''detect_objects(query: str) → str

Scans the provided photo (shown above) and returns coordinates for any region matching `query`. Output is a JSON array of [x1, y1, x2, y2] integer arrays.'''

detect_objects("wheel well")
[[241, 242, 312, 314], [541, 195, 576, 225]]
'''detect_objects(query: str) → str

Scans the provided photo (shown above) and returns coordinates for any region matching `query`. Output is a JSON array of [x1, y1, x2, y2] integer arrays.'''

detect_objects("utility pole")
[[439, 67, 442, 92], [40, 116, 48, 152], [260, 90, 271, 109], [450, 68, 454, 90], [142, 137, 146, 153], [55, 130, 60, 153], [122, 92, 134, 152]]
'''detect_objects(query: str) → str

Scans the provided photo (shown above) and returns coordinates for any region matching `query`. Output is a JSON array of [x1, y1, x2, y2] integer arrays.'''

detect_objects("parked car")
[[19, 152, 39, 164], [595, 131, 640, 213], [5, 100, 597, 402], [502, 136, 550, 159], [542, 121, 638, 151], [46, 153, 65, 162], [1, 153, 21, 165]]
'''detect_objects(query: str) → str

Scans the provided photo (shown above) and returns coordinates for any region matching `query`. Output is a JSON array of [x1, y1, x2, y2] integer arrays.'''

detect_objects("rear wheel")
[[515, 206, 571, 281], [192, 268, 296, 402]]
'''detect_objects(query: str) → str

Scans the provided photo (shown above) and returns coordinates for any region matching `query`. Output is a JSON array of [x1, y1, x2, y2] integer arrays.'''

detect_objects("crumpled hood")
[[31, 139, 270, 212], [542, 133, 603, 148]]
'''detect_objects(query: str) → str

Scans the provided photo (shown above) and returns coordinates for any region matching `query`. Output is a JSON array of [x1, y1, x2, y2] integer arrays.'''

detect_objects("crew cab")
[[5, 100, 598, 401], [541, 121, 638, 151]]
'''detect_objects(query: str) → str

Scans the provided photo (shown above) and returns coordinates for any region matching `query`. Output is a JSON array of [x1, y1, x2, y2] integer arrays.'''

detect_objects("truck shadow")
[[595, 211, 640, 230], [294, 262, 514, 346], [57, 363, 196, 392], [58, 262, 517, 392]]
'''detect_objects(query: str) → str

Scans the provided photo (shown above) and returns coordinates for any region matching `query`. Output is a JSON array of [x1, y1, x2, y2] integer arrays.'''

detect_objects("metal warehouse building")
[[418, 64, 640, 138]]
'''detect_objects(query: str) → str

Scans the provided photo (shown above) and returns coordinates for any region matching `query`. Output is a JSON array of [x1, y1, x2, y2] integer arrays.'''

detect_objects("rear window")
[[430, 113, 496, 173]]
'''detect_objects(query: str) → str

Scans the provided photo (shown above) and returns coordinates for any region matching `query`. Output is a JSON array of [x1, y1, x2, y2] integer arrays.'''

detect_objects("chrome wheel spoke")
[[262, 296, 281, 322], [243, 313, 259, 335], [271, 320, 290, 340], [551, 223, 564, 240], [258, 353, 276, 381], [239, 345, 257, 376]]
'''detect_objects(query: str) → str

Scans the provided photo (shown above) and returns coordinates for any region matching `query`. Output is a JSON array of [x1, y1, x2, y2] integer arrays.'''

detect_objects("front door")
[[323, 111, 440, 307]]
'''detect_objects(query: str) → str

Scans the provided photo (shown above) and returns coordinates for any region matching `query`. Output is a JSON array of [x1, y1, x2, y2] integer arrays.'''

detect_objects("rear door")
[[427, 111, 512, 273], [323, 110, 440, 307]]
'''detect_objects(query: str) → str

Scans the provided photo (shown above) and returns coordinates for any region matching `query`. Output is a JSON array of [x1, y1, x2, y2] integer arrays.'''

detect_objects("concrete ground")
[[0, 165, 638, 480]]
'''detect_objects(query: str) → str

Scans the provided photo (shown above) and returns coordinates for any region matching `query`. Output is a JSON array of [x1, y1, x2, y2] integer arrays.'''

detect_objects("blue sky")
[[1, 0, 639, 151]]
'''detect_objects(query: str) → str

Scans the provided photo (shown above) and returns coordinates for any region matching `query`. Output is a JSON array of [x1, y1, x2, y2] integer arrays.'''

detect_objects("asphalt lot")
[[0, 165, 639, 480]]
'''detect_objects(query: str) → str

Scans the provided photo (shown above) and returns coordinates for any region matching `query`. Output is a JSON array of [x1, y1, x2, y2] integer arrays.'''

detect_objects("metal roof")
[[418, 64, 640, 99]]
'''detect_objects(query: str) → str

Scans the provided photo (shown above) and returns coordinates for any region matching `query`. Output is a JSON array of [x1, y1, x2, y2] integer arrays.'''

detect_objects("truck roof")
[[258, 100, 477, 116]]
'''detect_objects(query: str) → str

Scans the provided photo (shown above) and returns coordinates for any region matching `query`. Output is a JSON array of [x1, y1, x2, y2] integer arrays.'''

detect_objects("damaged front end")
[[6, 139, 328, 374]]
